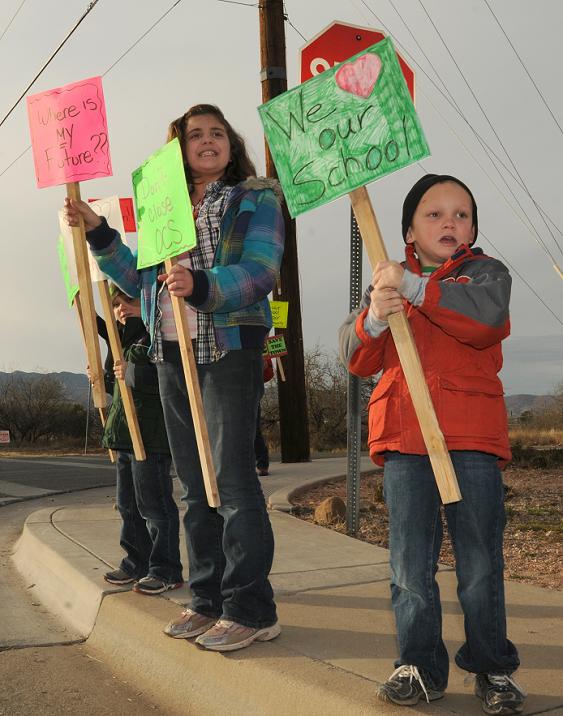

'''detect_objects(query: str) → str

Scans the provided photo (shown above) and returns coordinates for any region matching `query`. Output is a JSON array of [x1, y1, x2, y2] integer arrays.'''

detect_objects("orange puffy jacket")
[[339, 245, 512, 466]]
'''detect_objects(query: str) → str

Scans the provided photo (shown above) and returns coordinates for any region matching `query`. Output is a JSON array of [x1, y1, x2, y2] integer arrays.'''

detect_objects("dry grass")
[[508, 427, 563, 446]]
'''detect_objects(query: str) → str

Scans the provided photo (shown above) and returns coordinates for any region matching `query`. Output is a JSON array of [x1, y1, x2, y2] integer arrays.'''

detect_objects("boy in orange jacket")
[[339, 175, 524, 715]]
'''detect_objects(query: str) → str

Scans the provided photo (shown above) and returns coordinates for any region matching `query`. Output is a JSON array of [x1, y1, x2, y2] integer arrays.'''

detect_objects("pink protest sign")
[[26, 76, 112, 189]]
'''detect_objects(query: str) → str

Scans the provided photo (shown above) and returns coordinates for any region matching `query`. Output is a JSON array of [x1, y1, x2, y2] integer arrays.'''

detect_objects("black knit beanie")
[[401, 174, 478, 244]]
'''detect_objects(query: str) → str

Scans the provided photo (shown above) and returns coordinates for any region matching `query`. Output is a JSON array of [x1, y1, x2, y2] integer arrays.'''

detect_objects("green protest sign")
[[258, 37, 430, 218], [133, 138, 197, 269], [266, 335, 288, 357], [57, 235, 79, 307]]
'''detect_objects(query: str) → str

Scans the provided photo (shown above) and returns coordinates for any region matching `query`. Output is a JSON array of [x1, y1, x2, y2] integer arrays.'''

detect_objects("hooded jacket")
[[339, 244, 512, 465], [87, 177, 285, 361], [99, 317, 170, 454]]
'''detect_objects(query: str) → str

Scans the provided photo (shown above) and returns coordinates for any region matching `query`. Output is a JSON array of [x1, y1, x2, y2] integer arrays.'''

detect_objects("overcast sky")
[[0, 0, 561, 394]]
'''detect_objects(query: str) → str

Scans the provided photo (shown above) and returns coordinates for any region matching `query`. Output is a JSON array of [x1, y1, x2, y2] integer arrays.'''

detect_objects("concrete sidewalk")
[[11, 458, 563, 716]]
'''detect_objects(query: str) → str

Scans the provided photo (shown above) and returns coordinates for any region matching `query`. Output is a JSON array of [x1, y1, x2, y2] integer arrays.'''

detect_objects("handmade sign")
[[57, 235, 79, 307], [270, 300, 289, 329], [87, 195, 127, 245], [59, 197, 129, 280], [89, 197, 136, 232], [26, 76, 112, 189], [265, 334, 287, 383], [133, 138, 196, 269], [259, 37, 461, 503], [266, 335, 288, 357], [259, 37, 429, 218], [26, 76, 111, 409]]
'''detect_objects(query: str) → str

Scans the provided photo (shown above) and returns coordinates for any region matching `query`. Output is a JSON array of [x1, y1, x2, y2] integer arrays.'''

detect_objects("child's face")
[[405, 181, 475, 267], [185, 113, 231, 184], [112, 295, 140, 324]]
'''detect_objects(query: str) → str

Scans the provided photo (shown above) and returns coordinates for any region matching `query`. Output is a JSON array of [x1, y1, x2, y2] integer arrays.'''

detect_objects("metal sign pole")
[[346, 209, 363, 535]]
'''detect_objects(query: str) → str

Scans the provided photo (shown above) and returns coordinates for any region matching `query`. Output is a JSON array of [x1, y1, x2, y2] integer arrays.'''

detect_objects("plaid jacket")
[[88, 177, 285, 361]]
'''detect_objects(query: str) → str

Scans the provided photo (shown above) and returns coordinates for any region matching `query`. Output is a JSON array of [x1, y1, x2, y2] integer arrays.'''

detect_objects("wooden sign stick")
[[97, 281, 146, 461], [66, 182, 106, 408], [349, 187, 462, 504], [275, 357, 286, 382], [74, 294, 115, 463], [164, 257, 220, 507]]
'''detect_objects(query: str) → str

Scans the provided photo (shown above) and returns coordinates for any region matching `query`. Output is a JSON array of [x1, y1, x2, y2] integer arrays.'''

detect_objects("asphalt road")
[[0, 455, 116, 506], [0, 486, 166, 715]]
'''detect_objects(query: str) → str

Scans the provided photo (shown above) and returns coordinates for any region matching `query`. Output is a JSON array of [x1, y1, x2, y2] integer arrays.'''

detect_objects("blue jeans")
[[254, 403, 269, 470], [383, 451, 519, 690], [156, 344, 277, 629], [116, 451, 183, 583]]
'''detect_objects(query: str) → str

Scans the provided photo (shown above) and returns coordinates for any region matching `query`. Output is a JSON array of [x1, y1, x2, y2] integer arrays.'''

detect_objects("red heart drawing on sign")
[[335, 54, 382, 99]]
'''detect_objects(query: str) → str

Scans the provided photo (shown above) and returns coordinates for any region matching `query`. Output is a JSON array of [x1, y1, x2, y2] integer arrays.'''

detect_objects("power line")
[[483, 0, 563, 138], [477, 228, 563, 328], [217, 0, 260, 6], [354, 0, 563, 269], [417, 0, 563, 263], [0, 0, 184, 180], [383, 0, 563, 269], [0, 0, 100, 129], [0, 143, 30, 179], [354, 0, 563, 238], [418, 88, 563, 281], [283, 3, 306, 42], [102, 0, 182, 76], [0, 0, 26, 43]]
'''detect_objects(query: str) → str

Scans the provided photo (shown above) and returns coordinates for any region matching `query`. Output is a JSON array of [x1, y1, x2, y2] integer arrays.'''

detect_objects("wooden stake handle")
[[276, 356, 286, 382], [74, 296, 115, 463], [165, 257, 220, 507], [66, 182, 106, 408], [349, 187, 461, 504], [97, 282, 146, 461]]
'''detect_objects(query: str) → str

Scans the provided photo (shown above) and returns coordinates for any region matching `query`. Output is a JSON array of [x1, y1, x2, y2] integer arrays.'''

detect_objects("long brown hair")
[[167, 104, 256, 186]]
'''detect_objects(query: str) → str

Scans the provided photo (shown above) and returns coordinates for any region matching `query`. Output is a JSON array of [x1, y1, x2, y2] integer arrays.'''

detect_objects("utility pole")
[[259, 0, 310, 462]]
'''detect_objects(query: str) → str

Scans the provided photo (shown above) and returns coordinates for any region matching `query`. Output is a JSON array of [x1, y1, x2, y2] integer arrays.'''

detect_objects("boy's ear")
[[405, 227, 415, 245]]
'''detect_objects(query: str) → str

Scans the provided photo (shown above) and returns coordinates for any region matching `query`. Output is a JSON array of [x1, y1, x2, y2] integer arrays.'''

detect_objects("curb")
[[11, 507, 126, 638], [86, 591, 390, 716], [268, 467, 381, 513]]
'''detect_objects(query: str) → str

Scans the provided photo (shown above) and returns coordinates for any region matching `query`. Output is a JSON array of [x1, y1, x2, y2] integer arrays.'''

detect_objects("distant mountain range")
[[0, 371, 556, 417]]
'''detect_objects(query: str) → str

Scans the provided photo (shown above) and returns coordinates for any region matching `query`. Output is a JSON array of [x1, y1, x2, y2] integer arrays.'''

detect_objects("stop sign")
[[300, 20, 414, 101]]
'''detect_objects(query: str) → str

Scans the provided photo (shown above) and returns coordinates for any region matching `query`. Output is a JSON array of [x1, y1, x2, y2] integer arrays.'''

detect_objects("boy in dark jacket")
[[339, 175, 524, 715], [99, 286, 183, 594]]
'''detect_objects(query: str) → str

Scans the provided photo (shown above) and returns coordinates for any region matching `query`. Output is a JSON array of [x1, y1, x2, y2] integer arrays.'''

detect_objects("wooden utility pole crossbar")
[[97, 281, 146, 461], [349, 187, 462, 504], [66, 182, 106, 408], [164, 257, 220, 508]]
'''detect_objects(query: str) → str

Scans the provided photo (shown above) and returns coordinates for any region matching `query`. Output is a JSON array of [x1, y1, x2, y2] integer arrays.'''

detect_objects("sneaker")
[[164, 608, 217, 639], [195, 618, 281, 652], [377, 665, 444, 706], [104, 568, 138, 585], [475, 673, 526, 715], [132, 576, 183, 595], [257, 468, 269, 477]]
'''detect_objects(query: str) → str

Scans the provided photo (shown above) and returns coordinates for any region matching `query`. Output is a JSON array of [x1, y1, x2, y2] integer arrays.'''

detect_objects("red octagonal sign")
[[300, 21, 415, 101]]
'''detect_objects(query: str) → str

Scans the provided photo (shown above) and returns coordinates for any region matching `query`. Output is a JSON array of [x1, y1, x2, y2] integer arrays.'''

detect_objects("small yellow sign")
[[270, 300, 289, 329]]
